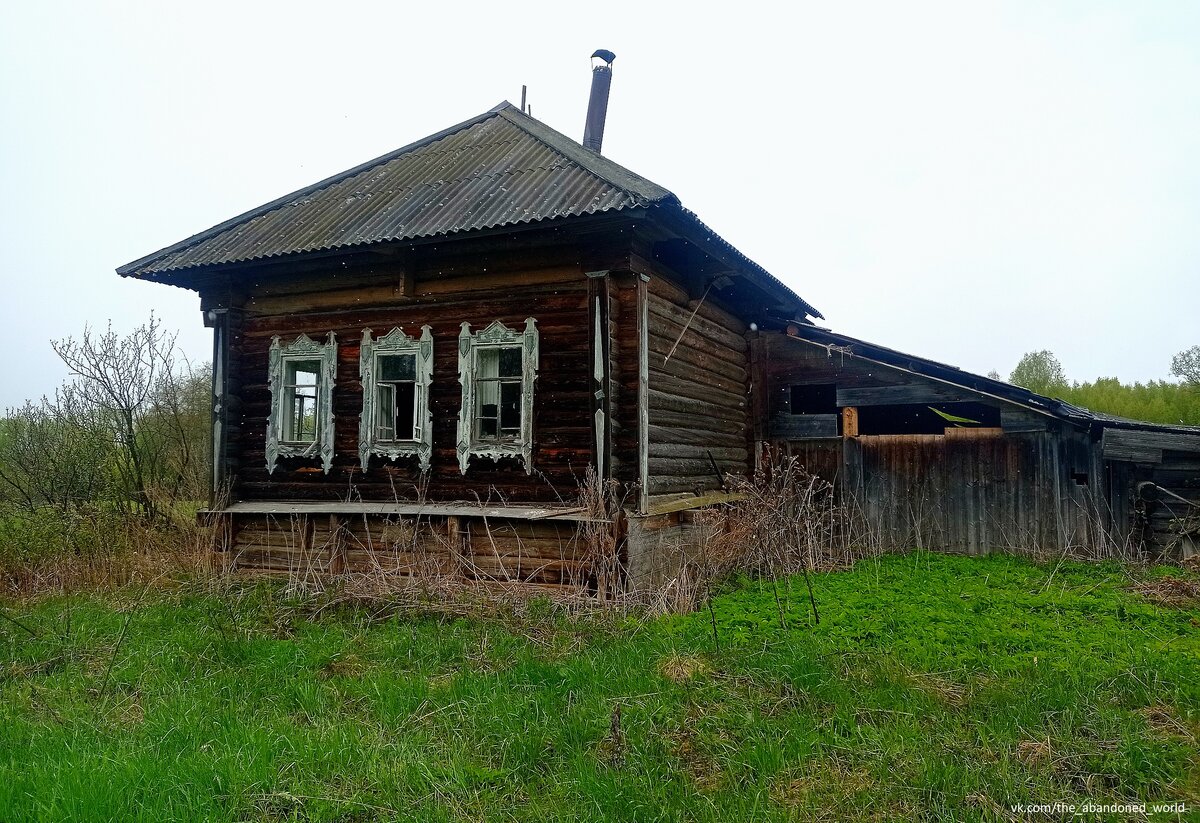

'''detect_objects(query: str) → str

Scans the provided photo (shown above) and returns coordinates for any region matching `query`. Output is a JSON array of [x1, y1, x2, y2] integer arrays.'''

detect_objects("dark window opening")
[[790, 384, 837, 415], [856, 402, 1001, 435], [1071, 471, 1090, 486], [375, 353, 418, 442]]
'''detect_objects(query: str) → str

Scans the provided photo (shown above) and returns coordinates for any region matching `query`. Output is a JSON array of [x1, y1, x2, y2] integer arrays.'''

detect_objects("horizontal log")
[[646, 424, 748, 449], [462, 554, 585, 578], [647, 475, 724, 495], [650, 357, 748, 398], [646, 387, 745, 422], [645, 275, 749, 335], [248, 267, 585, 314], [340, 552, 451, 573], [232, 529, 310, 548], [646, 329, 749, 375], [646, 297, 748, 352], [647, 410, 745, 436], [647, 373, 748, 411], [231, 548, 335, 569], [836, 384, 976, 407], [465, 537, 585, 557], [648, 443, 748, 462]]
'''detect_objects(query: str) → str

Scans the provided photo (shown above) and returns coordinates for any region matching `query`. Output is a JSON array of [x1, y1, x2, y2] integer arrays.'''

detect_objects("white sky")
[[2, 1, 1197, 409]]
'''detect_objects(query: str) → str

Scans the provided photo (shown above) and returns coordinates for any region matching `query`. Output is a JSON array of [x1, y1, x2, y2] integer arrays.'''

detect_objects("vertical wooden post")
[[842, 406, 859, 438], [328, 514, 345, 575], [202, 297, 244, 509], [636, 274, 650, 514], [748, 330, 767, 476], [215, 512, 234, 574], [586, 270, 613, 481], [204, 307, 230, 508], [446, 516, 465, 580]]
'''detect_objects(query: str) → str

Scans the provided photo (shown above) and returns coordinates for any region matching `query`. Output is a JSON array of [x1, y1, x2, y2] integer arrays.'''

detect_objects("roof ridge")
[[117, 102, 515, 276]]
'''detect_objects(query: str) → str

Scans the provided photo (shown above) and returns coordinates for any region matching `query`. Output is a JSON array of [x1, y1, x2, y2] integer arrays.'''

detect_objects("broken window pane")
[[499, 347, 522, 377], [499, 381, 521, 432]]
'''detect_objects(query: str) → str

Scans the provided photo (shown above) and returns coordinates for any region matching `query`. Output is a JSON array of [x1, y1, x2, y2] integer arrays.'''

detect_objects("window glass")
[[283, 360, 321, 442], [378, 353, 416, 382], [475, 346, 523, 441]]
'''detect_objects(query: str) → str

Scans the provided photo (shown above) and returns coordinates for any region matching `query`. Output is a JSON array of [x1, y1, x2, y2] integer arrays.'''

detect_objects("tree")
[[1009, 350, 1068, 396], [1171, 346, 1200, 387], [49, 315, 209, 519]]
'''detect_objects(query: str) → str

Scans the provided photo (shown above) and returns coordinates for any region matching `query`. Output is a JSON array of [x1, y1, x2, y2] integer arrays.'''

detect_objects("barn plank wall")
[[760, 331, 1112, 557], [218, 251, 595, 505], [643, 275, 751, 499]]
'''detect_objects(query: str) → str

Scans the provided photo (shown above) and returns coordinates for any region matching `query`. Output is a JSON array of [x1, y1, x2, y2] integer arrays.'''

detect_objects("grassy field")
[[1, 553, 1198, 822]]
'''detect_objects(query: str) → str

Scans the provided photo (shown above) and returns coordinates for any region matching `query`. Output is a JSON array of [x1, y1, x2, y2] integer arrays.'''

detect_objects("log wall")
[[644, 277, 751, 499], [225, 513, 592, 590], [222, 253, 594, 504]]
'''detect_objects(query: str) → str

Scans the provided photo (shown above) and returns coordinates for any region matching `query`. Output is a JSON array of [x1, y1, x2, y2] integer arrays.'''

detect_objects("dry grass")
[[1, 516, 211, 599], [1131, 575, 1200, 608], [659, 653, 709, 683]]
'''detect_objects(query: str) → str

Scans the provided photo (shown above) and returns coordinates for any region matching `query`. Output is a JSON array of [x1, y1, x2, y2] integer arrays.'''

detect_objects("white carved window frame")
[[266, 332, 337, 475], [457, 318, 538, 475], [358, 325, 434, 472]]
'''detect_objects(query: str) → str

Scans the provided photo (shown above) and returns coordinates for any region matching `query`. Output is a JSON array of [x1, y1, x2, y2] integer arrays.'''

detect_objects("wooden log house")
[[119, 61, 1199, 589]]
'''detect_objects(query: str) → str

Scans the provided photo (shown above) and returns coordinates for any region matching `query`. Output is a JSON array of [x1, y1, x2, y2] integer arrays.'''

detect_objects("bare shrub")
[[652, 453, 875, 615], [577, 465, 627, 601]]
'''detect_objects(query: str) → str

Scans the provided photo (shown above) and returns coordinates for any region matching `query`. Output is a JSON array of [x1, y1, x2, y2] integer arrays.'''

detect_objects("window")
[[282, 360, 321, 442], [358, 326, 433, 471], [456, 318, 538, 474], [266, 332, 337, 474]]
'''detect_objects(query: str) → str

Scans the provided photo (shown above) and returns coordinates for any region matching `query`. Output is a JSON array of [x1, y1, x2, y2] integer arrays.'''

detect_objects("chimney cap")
[[591, 49, 616, 65]]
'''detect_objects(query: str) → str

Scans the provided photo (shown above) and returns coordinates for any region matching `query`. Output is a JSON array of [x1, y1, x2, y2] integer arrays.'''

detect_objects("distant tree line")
[[1006, 346, 1200, 427]]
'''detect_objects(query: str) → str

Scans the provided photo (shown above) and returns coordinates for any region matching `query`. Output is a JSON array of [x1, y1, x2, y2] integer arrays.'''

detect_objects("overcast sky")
[[2, 1, 1197, 409]]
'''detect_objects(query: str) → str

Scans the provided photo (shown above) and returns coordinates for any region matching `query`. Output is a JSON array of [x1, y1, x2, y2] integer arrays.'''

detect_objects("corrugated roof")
[[118, 101, 822, 320], [786, 324, 1200, 435], [118, 102, 676, 278]]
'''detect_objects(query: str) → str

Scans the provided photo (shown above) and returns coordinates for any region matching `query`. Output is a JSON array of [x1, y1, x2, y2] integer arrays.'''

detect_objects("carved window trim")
[[358, 325, 434, 471], [456, 318, 538, 474], [266, 332, 337, 474]]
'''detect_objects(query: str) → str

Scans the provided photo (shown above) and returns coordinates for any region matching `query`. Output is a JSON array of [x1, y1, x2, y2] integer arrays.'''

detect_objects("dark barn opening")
[[856, 402, 1001, 435], [790, 384, 838, 415]]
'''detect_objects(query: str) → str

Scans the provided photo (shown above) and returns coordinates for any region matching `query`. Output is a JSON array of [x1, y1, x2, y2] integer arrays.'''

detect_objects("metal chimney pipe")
[[582, 49, 616, 152]]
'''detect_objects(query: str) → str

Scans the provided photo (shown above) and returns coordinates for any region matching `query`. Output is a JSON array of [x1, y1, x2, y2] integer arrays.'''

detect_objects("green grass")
[[1, 553, 1198, 821]]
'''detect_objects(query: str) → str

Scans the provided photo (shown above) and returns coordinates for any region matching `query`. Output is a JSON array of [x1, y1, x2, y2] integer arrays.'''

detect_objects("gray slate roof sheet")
[[118, 102, 676, 278]]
